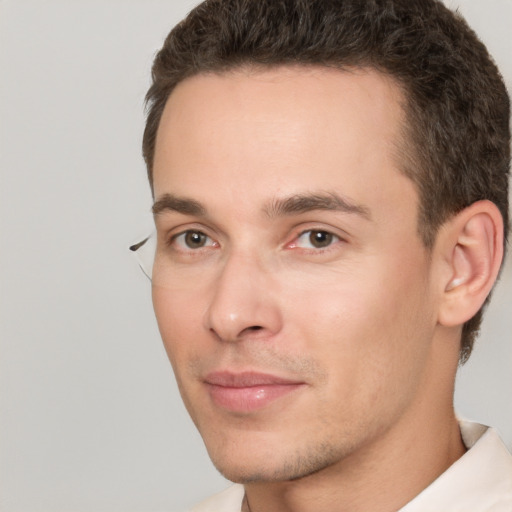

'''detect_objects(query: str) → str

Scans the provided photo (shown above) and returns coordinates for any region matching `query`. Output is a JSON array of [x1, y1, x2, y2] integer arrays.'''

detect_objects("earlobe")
[[437, 200, 504, 327]]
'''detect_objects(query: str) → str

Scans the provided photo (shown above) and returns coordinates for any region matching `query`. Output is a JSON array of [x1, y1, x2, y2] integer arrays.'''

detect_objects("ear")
[[436, 200, 504, 328]]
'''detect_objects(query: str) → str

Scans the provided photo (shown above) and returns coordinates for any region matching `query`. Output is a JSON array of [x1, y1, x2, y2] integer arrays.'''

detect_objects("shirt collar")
[[191, 421, 512, 512], [399, 420, 512, 511]]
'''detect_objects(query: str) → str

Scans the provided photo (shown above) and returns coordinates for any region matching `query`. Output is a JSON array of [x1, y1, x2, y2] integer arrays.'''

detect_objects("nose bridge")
[[204, 247, 281, 342]]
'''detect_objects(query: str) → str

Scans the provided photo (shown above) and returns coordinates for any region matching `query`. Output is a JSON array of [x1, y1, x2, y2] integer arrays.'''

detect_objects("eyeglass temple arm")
[[129, 236, 150, 252]]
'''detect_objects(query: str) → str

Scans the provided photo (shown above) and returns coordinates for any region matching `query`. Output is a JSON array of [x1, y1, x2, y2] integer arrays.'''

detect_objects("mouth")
[[204, 371, 305, 413]]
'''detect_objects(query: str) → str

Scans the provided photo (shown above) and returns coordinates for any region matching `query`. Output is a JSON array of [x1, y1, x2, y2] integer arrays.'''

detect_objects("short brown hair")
[[143, 0, 510, 363]]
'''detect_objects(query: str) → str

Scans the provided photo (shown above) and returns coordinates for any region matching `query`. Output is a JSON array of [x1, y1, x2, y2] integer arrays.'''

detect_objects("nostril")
[[238, 325, 265, 338]]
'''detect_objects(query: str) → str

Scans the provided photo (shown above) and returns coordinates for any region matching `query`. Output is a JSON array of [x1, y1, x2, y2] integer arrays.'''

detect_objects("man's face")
[[151, 67, 440, 482]]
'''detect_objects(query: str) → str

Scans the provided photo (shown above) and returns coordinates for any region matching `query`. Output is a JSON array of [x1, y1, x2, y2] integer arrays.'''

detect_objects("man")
[[131, 0, 512, 510]]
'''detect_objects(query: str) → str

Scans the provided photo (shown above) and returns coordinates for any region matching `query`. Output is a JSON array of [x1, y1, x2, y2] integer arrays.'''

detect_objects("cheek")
[[152, 285, 203, 368], [286, 258, 434, 395], [152, 285, 209, 421]]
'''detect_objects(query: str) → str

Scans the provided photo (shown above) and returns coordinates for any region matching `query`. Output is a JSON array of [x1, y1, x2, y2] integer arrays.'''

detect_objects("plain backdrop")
[[0, 0, 511, 510]]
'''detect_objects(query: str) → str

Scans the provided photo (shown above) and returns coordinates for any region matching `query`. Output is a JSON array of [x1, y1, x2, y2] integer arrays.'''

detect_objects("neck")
[[242, 336, 466, 512], [243, 412, 465, 512]]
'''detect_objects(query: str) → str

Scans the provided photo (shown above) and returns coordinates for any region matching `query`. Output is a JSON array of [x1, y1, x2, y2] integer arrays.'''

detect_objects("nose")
[[204, 251, 283, 343]]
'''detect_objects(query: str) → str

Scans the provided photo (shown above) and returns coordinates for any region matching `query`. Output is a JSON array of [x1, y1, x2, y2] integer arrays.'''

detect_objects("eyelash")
[[167, 227, 343, 255], [169, 230, 218, 251], [288, 229, 342, 251]]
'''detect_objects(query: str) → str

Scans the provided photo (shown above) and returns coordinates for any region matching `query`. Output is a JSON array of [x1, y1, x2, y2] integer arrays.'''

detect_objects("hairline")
[[148, 62, 433, 247]]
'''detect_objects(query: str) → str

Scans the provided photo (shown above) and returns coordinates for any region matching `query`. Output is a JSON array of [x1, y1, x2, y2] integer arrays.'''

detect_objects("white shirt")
[[188, 421, 512, 512]]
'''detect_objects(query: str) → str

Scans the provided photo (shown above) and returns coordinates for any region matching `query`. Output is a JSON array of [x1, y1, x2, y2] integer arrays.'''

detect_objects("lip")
[[204, 371, 305, 413]]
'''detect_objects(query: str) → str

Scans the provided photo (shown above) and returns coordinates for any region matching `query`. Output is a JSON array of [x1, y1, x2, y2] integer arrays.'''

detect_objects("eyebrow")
[[263, 192, 371, 220], [152, 191, 371, 220], [152, 194, 206, 216]]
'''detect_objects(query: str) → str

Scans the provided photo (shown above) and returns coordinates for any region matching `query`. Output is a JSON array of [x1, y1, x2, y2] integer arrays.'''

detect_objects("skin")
[[151, 67, 468, 512]]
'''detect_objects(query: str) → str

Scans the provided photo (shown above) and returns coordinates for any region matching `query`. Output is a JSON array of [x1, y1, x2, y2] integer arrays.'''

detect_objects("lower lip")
[[206, 383, 304, 413]]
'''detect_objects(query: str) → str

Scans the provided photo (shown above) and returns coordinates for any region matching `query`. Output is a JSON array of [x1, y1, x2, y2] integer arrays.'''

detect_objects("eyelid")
[[158, 220, 218, 241], [286, 226, 347, 251], [166, 226, 220, 252], [159, 222, 347, 253]]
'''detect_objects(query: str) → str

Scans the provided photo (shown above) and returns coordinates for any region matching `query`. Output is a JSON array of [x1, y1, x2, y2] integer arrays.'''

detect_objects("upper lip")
[[204, 371, 303, 388]]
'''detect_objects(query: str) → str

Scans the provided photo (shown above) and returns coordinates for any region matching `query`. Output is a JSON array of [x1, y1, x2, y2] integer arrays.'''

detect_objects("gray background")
[[0, 0, 510, 510]]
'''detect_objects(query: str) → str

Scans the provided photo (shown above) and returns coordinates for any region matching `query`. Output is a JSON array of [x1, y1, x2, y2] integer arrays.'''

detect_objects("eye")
[[172, 230, 217, 250], [292, 230, 341, 250]]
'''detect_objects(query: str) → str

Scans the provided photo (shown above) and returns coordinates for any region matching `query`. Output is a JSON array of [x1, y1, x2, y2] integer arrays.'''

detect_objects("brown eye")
[[184, 231, 208, 248], [291, 229, 340, 250], [308, 230, 334, 248], [171, 230, 215, 251]]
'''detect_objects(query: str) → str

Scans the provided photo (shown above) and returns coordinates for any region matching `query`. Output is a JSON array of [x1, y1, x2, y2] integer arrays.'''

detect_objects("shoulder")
[[187, 484, 245, 512]]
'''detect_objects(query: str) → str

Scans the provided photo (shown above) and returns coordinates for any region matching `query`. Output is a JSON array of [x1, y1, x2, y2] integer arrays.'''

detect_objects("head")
[[142, 0, 510, 484], [143, 0, 510, 363]]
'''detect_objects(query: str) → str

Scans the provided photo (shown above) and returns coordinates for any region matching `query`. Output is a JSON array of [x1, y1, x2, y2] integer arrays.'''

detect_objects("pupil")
[[185, 231, 205, 248], [310, 230, 332, 248]]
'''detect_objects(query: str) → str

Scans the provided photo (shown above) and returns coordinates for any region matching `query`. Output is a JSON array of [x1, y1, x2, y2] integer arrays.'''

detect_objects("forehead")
[[152, 66, 411, 216], [155, 66, 405, 153]]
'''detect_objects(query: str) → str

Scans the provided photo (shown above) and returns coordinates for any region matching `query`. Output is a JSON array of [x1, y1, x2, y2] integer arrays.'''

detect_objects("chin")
[[212, 459, 305, 484], [206, 439, 349, 484]]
